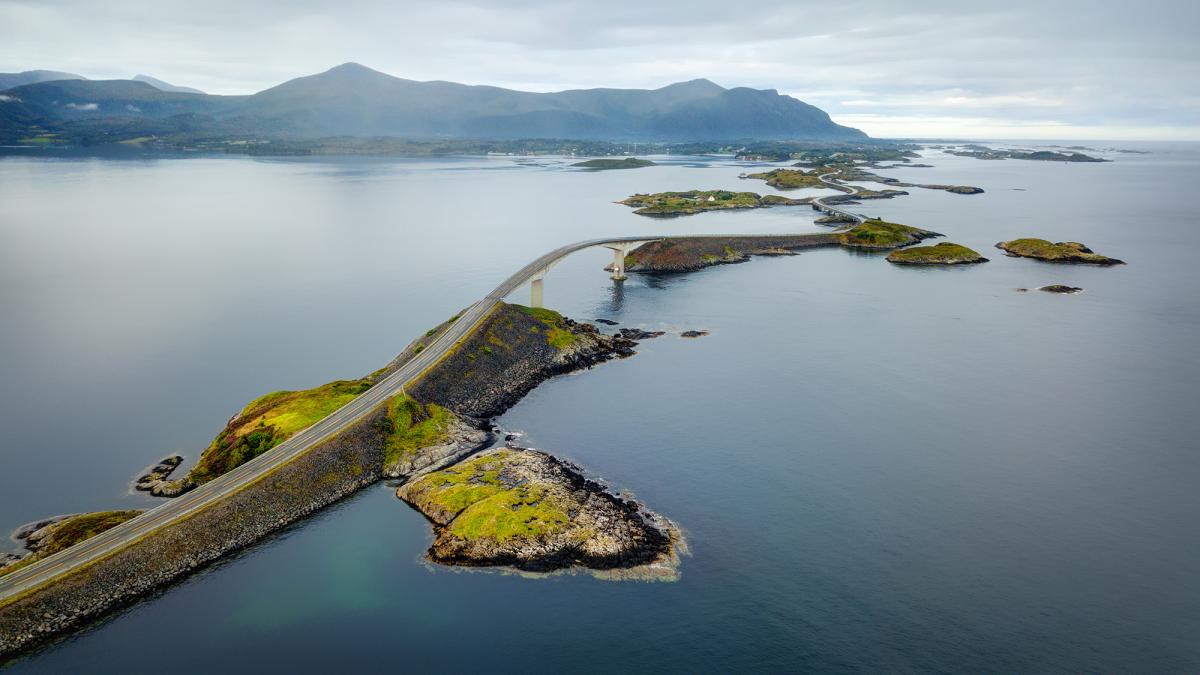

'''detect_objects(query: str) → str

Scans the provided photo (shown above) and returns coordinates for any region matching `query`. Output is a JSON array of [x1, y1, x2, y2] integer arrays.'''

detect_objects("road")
[[813, 170, 868, 224], [0, 178, 866, 603]]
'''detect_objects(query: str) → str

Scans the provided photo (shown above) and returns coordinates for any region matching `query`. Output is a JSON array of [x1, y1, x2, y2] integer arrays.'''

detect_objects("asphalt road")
[[814, 171, 867, 224], [0, 216, 859, 602]]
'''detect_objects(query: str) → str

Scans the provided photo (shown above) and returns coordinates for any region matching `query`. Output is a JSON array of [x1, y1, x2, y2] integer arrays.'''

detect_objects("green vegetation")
[[187, 379, 373, 483], [515, 304, 580, 350], [620, 190, 801, 216], [1, 510, 143, 578], [745, 168, 832, 190], [412, 450, 570, 543], [886, 242, 988, 265], [571, 157, 656, 170], [839, 219, 931, 249], [996, 238, 1124, 265], [382, 395, 456, 468]]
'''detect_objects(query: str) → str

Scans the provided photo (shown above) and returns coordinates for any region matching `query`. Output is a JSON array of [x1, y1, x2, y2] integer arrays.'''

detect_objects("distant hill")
[[0, 62, 865, 144], [0, 70, 85, 90], [133, 74, 205, 95]]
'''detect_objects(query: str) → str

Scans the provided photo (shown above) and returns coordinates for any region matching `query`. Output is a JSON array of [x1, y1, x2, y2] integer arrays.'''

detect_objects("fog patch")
[[126, 104, 142, 112], [65, 102, 99, 111], [0, 94, 20, 103]]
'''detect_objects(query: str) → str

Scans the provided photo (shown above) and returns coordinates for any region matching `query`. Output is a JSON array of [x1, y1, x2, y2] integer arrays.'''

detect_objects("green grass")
[[382, 395, 456, 468], [886, 242, 985, 264], [839, 219, 927, 248], [412, 450, 570, 542], [997, 238, 1122, 264], [572, 157, 656, 170], [514, 304, 580, 350], [188, 379, 373, 483], [449, 485, 569, 542]]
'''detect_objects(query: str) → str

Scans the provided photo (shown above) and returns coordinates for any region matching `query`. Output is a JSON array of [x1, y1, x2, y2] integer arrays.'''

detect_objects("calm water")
[[1, 144, 1198, 672]]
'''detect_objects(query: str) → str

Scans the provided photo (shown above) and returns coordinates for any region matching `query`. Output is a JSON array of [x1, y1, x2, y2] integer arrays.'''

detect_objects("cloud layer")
[[2, 0, 1196, 139]]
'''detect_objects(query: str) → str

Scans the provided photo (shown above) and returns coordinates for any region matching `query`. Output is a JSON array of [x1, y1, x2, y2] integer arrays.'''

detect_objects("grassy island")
[[886, 242, 988, 265], [996, 238, 1125, 265], [572, 157, 656, 170], [839, 219, 938, 249], [620, 190, 806, 216], [187, 379, 374, 484], [744, 168, 833, 190], [397, 447, 679, 573]]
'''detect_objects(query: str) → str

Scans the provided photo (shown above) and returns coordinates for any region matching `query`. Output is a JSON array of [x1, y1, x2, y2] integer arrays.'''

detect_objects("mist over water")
[[1, 144, 1198, 672]]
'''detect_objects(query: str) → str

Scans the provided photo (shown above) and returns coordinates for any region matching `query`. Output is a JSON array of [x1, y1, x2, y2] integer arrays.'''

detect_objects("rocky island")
[[947, 145, 1108, 162], [839, 219, 941, 249], [397, 447, 680, 575], [743, 168, 835, 190], [620, 190, 809, 217], [886, 242, 988, 265], [996, 238, 1125, 265], [572, 157, 656, 170]]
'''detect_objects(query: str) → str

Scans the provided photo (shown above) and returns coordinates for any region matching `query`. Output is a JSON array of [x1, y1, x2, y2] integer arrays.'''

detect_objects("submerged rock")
[[397, 447, 681, 575], [1039, 284, 1084, 294], [680, 330, 709, 338], [618, 328, 666, 340], [593, 318, 619, 326]]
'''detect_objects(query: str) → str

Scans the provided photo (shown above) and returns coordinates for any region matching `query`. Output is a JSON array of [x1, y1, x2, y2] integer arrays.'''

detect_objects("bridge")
[[812, 171, 868, 224], [0, 170, 868, 606]]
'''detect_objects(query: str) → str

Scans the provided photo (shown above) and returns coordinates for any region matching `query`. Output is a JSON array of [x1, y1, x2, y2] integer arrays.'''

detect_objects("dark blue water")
[[2, 144, 1198, 672]]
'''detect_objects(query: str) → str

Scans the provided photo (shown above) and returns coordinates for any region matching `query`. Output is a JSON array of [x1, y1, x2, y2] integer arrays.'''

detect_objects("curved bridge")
[[0, 170, 868, 605]]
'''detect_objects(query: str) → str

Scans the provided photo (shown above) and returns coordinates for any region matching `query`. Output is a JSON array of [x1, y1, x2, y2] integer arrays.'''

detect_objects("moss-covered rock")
[[398, 447, 680, 574], [996, 238, 1125, 265], [381, 395, 488, 479], [744, 168, 833, 190], [838, 219, 940, 249], [886, 242, 988, 265], [621, 234, 839, 273]]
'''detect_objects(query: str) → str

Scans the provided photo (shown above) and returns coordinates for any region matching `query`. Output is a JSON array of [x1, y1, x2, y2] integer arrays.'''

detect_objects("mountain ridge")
[[0, 62, 866, 143]]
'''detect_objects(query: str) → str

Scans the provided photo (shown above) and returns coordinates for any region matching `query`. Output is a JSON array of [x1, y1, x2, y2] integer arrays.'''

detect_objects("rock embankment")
[[398, 447, 680, 575]]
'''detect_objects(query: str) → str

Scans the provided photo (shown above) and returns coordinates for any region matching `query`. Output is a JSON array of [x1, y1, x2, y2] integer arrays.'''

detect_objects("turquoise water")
[[1, 144, 1198, 672]]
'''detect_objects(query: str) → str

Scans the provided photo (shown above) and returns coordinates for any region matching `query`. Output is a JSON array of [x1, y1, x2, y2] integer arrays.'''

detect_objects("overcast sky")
[[2, 0, 1197, 139]]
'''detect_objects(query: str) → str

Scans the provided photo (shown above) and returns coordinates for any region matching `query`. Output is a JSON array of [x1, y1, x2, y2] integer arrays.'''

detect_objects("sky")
[[2, 0, 1198, 140]]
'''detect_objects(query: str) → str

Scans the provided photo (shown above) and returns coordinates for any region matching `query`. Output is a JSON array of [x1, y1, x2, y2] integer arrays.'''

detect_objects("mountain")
[[0, 70, 85, 90], [133, 74, 205, 95], [0, 62, 865, 143]]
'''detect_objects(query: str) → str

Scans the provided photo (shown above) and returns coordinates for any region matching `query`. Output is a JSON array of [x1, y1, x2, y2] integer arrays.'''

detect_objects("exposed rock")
[[838, 219, 941, 250], [381, 412, 490, 481], [618, 328, 666, 340], [593, 318, 619, 326], [133, 455, 183, 493], [623, 234, 839, 273], [1039, 284, 1084, 294], [680, 330, 709, 338], [397, 447, 680, 575]]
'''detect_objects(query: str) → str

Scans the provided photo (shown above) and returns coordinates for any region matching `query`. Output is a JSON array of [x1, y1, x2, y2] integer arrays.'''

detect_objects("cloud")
[[1, 0, 1197, 139], [0, 94, 19, 102], [64, 102, 99, 110]]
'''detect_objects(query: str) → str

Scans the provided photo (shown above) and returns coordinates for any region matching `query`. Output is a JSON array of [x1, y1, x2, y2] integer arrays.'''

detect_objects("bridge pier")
[[530, 277, 544, 308], [610, 247, 627, 280]]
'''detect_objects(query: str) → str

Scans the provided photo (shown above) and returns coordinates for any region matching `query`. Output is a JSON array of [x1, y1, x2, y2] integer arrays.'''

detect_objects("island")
[[839, 219, 941, 249], [946, 145, 1108, 162], [619, 190, 809, 217], [886, 242, 988, 265], [742, 168, 834, 190], [995, 238, 1125, 265], [1039, 285, 1083, 294], [397, 446, 680, 576], [571, 157, 656, 170]]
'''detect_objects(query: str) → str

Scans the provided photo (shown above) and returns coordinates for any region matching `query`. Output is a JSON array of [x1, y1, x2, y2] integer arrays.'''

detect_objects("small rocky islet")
[[996, 238, 1125, 265], [886, 242, 988, 265], [397, 446, 681, 576], [619, 190, 810, 216]]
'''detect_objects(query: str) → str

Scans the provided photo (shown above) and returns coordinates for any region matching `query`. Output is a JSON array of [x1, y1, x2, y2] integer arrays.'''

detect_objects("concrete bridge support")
[[530, 276, 544, 308]]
